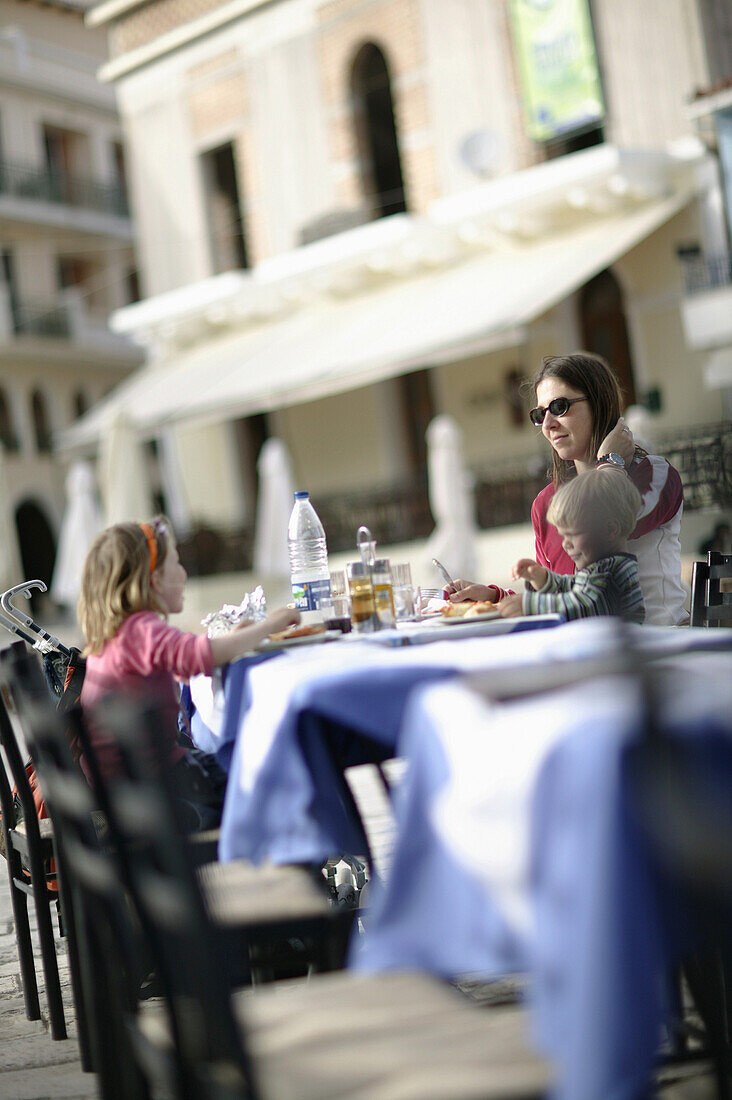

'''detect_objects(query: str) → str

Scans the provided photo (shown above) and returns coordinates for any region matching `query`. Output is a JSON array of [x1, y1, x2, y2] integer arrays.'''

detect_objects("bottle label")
[[291, 577, 331, 611]]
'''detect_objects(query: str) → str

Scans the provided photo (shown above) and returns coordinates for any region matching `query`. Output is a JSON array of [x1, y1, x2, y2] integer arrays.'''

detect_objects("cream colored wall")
[[418, 0, 536, 196], [117, 70, 212, 297], [115, 0, 333, 290], [593, 0, 709, 148], [170, 420, 247, 527], [615, 206, 725, 429], [271, 377, 411, 494]]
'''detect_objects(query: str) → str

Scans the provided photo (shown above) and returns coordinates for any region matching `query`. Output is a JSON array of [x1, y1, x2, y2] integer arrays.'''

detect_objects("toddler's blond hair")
[[547, 468, 640, 543], [78, 516, 173, 655]]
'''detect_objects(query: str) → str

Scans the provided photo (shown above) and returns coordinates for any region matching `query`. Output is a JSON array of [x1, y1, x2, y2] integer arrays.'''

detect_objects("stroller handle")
[[0, 610, 36, 648], [0, 581, 70, 656]]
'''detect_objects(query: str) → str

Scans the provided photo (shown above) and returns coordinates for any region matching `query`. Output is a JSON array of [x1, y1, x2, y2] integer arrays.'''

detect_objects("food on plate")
[[442, 602, 472, 617], [269, 622, 327, 642], [442, 600, 497, 618]]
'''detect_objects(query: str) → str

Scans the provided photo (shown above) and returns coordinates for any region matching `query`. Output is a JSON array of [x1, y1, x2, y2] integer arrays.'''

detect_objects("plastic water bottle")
[[287, 491, 331, 612]]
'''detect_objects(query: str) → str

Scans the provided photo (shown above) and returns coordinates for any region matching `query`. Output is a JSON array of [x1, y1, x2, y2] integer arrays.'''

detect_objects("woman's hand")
[[445, 580, 499, 603], [512, 558, 547, 591], [597, 417, 635, 466], [497, 593, 524, 618]]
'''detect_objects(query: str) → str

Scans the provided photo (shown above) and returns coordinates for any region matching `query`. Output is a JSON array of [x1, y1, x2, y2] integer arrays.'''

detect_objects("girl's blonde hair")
[[78, 516, 173, 655], [547, 469, 641, 542]]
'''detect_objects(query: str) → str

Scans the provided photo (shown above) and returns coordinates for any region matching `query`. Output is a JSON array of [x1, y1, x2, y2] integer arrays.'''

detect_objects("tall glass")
[[346, 561, 377, 632], [321, 569, 351, 632], [392, 562, 415, 621]]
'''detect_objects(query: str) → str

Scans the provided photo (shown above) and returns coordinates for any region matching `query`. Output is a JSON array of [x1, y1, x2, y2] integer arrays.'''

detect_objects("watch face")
[[599, 453, 624, 467]]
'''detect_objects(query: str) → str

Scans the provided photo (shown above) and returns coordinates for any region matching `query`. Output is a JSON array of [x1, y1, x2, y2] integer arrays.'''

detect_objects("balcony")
[[0, 160, 132, 241], [678, 251, 732, 350], [0, 285, 140, 357]]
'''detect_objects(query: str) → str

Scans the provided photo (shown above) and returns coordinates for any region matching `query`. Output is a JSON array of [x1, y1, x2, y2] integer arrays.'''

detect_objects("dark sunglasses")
[[529, 396, 588, 427]]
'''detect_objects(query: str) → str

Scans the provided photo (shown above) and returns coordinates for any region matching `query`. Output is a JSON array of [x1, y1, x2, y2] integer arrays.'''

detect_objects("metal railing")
[[10, 302, 71, 338], [677, 251, 732, 295], [0, 159, 129, 218], [657, 420, 732, 511]]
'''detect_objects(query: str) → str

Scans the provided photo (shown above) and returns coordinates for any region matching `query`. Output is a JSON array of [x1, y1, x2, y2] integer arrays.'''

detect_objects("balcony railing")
[[0, 159, 129, 218], [677, 251, 732, 295], [657, 421, 732, 511], [11, 302, 71, 338]]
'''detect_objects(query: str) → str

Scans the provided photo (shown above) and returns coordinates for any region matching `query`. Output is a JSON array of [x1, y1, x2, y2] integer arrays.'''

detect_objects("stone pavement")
[[0, 868, 97, 1100], [0, 827, 719, 1100]]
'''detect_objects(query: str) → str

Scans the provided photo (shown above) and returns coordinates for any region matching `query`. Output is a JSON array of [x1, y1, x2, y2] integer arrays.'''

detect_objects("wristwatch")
[[596, 452, 626, 470]]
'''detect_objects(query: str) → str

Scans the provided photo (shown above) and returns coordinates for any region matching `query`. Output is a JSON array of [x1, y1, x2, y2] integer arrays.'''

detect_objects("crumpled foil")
[[201, 585, 267, 637]]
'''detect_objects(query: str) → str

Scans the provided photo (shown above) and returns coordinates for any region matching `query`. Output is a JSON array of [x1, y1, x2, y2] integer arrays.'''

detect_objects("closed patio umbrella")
[[99, 410, 154, 526], [425, 415, 477, 584], [50, 460, 103, 608], [253, 438, 295, 580]]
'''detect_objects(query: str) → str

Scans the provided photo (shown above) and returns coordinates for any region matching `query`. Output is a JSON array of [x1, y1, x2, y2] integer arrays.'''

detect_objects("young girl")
[[78, 516, 299, 826]]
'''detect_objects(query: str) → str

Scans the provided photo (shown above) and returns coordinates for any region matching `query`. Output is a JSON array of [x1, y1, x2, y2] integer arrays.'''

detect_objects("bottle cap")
[[294, 490, 309, 500]]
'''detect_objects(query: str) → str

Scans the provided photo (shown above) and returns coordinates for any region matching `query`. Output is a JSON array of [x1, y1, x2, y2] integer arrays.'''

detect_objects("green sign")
[[509, 0, 605, 142]]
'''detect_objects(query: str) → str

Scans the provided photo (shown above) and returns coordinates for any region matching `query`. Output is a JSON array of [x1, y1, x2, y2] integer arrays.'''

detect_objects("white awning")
[[62, 189, 692, 448]]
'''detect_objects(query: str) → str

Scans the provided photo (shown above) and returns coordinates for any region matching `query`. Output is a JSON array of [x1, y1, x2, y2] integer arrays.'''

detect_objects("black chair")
[[74, 695, 350, 984], [690, 551, 732, 627], [0, 644, 68, 1041], [6, 654, 157, 1100], [69, 692, 550, 1100]]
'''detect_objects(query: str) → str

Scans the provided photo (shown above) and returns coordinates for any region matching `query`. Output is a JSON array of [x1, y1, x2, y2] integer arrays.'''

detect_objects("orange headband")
[[138, 522, 158, 573]]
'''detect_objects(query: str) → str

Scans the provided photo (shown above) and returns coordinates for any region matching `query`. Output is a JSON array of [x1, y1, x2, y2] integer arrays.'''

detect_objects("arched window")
[[580, 270, 637, 406], [350, 43, 407, 219], [73, 390, 88, 419], [15, 500, 57, 608], [0, 387, 19, 451], [31, 389, 53, 452]]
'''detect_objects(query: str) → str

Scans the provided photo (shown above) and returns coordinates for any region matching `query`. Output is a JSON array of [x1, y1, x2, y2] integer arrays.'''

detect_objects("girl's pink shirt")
[[80, 611, 215, 777]]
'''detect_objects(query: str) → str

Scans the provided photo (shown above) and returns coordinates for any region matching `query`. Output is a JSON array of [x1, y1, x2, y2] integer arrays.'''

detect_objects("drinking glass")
[[330, 569, 347, 598], [391, 562, 412, 588], [392, 563, 415, 621], [346, 561, 376, 632]]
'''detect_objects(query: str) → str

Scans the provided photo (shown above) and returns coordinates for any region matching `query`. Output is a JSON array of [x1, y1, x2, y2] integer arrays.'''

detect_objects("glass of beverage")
[[391, 563, 414, 621], [346, 561, 377, 633], [320, 595, 352, 633], [330, 569, 348, 598], [372, 559, 395, 627]]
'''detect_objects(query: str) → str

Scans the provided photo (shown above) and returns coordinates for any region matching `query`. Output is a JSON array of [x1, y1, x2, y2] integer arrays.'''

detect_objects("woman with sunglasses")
[[446, 352, 686, 625]]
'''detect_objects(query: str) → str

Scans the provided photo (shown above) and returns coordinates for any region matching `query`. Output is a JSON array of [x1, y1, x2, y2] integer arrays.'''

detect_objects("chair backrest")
[[0, 644, 54, 879], [690, 552, 732, 628], [90, 694, 258, 1098], [5, 651, 160, 1083]]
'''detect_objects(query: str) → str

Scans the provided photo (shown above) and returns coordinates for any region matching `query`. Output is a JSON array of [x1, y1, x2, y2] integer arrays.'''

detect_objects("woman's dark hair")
[[532, 352, 646, 486]]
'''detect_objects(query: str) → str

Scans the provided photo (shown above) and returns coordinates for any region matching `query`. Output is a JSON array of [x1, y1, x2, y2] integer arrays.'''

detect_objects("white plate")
[[257, 629, 342, 651], [440, 610, 502, 624]]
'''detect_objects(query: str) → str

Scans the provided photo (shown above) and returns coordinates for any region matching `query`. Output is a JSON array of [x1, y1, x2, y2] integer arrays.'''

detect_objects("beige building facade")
[[0, 0, 142, 591], [72, 0, 731, 554]]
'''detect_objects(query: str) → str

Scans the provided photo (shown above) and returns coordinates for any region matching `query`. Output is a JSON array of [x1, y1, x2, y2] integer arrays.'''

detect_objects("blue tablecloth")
[[209, 616, 565, 865], [353, 625, 732, 1100]]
